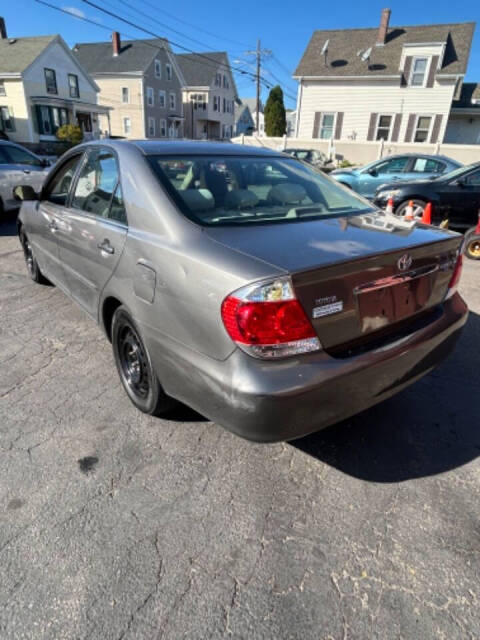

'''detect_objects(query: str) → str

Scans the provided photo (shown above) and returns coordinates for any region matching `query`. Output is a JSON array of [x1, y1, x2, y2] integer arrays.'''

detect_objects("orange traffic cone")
[[404, 200, 414, 221], [385, 198, 394, 214], [421, 202, 432, 225]]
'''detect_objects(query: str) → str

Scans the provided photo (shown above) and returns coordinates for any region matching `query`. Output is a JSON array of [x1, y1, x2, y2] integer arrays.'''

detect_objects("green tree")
[[56, 124, 83, 147], [264, 85, 286, 136]]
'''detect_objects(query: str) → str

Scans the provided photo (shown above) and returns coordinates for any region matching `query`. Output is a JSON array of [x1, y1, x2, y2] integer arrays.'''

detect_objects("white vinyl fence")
[[231, 135, 480, 166]]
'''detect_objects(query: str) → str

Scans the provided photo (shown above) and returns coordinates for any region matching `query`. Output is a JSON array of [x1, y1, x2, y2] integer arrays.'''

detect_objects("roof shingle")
[[294, 22, 475, 78], [73, 38, 168, 74], [0, 35, 56, 74]]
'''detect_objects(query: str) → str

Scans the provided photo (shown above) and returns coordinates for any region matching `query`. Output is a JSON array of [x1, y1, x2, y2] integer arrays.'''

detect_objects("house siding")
[[142, 52, 184, 139], [94, 75, 144, 137], [444, 115, 480, 144], [297, 78, 456, 144], [0, 78, 31, 142]]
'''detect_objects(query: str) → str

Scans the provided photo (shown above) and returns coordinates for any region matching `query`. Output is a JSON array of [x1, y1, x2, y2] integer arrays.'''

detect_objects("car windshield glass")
[[147, 155, 374, 226], [434, 164, 472, 182]]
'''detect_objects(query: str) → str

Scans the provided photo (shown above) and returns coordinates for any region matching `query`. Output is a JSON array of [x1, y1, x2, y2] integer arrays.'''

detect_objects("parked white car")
[[0, 141, 50, 215]]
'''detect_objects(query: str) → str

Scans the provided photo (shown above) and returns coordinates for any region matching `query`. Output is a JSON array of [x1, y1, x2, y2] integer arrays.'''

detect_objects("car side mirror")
[[40, 158, 51, 167], [13, 185, 38, 201], [455, 178, 466, 188], [367, 168, 378, 177]]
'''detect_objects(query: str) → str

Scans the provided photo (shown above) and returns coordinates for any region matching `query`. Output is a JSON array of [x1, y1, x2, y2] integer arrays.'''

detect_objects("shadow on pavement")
[[292, 310, 480, 483], [0, 211, 19, 237]]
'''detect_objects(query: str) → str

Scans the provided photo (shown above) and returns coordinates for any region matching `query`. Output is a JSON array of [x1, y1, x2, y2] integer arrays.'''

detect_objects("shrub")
[[56, 124, 83, 147]]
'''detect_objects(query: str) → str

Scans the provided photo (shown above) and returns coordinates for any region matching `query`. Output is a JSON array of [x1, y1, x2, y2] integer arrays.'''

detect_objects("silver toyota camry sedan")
[[16, 141, 468, 442]]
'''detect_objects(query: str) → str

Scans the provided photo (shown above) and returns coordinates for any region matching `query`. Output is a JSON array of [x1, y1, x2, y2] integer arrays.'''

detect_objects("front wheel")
[[19, 227, 49, 284], [395, 199, 427, 220], [111, 306, 177, 416], [463, 229, 480, 260]]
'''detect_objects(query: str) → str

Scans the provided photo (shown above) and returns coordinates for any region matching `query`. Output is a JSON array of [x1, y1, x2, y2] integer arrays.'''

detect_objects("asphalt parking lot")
[[1, 213, 479, 640]]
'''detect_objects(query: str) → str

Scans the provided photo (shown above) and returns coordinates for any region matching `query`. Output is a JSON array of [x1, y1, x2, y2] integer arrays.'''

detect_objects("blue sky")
[[3, 0, 480, 109]]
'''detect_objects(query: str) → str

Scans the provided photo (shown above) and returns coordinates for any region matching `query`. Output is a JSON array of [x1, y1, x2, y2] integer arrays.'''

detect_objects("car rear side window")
[[412, 158, 445, 174], [147, 154, 374, 227], [43, 154, 83, 206], [71, 149, 119, 219], [0, 146, 9, 164]]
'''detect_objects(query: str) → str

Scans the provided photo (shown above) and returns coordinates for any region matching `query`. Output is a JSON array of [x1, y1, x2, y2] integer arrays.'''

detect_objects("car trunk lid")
[[205, 213, 463, 350]]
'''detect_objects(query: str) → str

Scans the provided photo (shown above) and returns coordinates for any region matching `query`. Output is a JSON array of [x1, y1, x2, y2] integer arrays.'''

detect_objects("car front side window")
[[71, 148, 119, 218], [5, 145, 43, 167], [43, 154, 83, 206], [375, 157, 409, 174], [464, 170, 480, 186]]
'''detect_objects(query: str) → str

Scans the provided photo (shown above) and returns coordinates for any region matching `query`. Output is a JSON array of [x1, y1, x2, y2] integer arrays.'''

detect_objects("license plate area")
[[355, 265, 437, 333]]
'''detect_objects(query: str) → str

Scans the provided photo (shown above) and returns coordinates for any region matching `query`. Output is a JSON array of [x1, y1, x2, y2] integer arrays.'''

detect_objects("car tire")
[[19, 227, 50, 284], [463, 229, 480, 260], [111, 306, 177, 416], [395, 199, 427, 219]]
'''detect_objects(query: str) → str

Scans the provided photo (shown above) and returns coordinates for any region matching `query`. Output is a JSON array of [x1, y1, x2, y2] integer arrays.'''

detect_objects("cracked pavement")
[[1, 213, 479, 639]]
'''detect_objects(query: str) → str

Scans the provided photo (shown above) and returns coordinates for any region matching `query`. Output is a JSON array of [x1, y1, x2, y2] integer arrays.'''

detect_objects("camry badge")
[[397, 254, 413, 272]]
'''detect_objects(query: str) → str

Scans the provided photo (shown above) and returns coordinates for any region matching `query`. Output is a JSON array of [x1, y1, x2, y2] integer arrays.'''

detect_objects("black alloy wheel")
[[111, 306, 176, 415], [19, 228, 48, 284]]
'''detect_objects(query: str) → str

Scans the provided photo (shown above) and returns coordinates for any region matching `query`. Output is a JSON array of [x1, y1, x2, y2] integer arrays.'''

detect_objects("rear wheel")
[[19, 227, 49, 284], [463, 229, 480, 260], [111, 306, 177, 415], [395, 199, 427, 220]]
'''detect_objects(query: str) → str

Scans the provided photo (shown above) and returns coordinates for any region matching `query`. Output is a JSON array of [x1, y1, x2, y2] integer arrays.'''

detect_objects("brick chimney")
[[0, 17, 7, 39], [377, 8, 391, 46], [112, 31, 121, 57]]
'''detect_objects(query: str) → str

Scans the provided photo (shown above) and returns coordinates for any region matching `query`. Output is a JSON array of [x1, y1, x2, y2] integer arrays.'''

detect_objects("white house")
[[0, 17, 109, 145], [294, 10, 478, 146]]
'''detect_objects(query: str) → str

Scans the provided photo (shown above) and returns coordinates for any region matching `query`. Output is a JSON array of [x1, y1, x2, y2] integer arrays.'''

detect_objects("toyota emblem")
[[397, 254, 413, 271]]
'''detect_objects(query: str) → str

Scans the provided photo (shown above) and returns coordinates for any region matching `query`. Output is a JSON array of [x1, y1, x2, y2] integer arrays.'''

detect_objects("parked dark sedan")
[[374, 162, 480, 229], [15, 141, 467, 442]]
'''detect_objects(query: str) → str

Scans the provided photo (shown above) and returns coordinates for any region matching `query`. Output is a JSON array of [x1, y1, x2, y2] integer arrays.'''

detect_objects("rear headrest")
[[268, 182, 307, 205], [224, 189, 259, 210], [179, 189, 215, 211]]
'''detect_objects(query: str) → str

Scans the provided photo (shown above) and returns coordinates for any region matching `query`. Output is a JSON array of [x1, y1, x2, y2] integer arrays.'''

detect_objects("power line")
[[137, 0, 254, 49]]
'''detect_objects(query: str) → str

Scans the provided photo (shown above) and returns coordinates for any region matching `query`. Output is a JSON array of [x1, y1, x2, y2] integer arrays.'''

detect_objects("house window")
[[148, 116, 155, 136], [414, 116, 432, 142], [44, 68, 57, 94], [0, 81, 5, 97], [192, 93, 206, 110], [319, 113, 335, 139], [123, 117, 131, 134], [410, 58, 428, 87], [35, 105, 67, 135], [215, 72, 221, 87], [0, 106, 15, 132], [158, 90, 166, 108], [223, 97, 226, 113], [160, 118, 166, 137], [166, 63, 172, 81], [68, 74, 79, 99], [147, 87, 154, 106], [122, 87, 129, 103], [213, 96, 218, 111], [169, 92, 176, 110], [375, 115, 392, 141], [223, 75, 229, 89], [155, 59, 161, 78]]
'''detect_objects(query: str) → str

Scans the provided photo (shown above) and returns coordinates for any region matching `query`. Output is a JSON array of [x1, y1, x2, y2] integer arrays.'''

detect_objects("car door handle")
[[48, 220, 58, 232], [23, 169, 31, 174], [97, 239, 114, 255]]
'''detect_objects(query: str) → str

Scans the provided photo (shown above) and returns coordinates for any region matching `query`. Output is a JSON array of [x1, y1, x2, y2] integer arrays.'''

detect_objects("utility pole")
[[244, 39, 271, 133]]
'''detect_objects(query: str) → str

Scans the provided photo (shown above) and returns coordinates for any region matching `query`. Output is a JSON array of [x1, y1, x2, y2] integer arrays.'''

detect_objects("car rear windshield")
[[147, 154, 374, 226]]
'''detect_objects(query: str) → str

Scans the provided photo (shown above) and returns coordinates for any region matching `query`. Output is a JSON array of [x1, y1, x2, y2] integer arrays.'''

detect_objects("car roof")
[[375, 153, 460, 163], [105, 140, 284, 157]]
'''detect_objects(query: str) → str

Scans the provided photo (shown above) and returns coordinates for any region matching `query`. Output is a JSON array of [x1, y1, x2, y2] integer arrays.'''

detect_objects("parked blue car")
[[330, 154, 462, 200]]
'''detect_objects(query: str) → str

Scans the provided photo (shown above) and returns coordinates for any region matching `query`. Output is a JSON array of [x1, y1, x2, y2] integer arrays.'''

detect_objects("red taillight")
[[446, 253, 463, 299], [221, 277, 321, 359], [222, 297, 316, 345]]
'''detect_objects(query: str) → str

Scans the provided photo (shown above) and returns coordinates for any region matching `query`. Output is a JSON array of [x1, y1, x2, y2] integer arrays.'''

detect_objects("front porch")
[[29, 96, 111, 142]]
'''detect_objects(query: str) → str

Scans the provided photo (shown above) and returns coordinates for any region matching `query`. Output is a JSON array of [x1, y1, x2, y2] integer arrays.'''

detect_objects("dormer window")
[[410, 57, 428, 87]]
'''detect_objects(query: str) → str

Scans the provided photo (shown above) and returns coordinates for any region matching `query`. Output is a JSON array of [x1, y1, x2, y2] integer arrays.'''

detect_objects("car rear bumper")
[[144, 293, 468, 443]]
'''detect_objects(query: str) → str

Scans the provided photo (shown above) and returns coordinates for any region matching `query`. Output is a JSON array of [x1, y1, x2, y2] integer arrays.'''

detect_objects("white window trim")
[[0, 80, 6, 97], [158, 90, 166, 108], [146, 86, 154, 107], [148, 116, 155, 137], [169, 92, 176, 110], [375, 113, 394, 141], [319, 112, 336, 139], [123, 116, 131, 134], [166, 63, 172, 81], [155, 59, 161, 79], [121, 87, 129, 104], [409, 56, 431, 88], [413, 114, 434, 143], [160, 118, 167, 137]]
